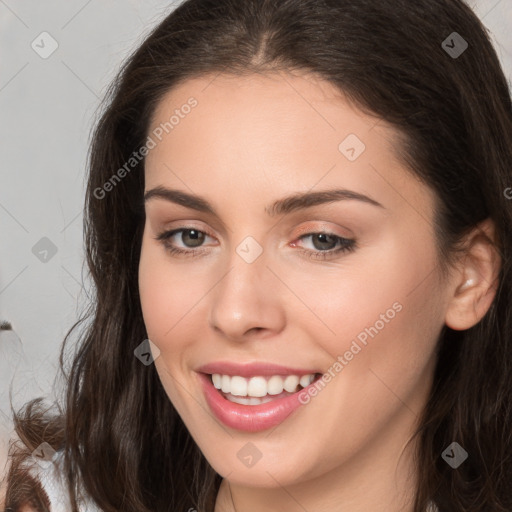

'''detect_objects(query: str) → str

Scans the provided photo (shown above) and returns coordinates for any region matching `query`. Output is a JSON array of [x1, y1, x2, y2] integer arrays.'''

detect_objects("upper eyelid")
[[161, 227, 353, 246], [158, 217, 353, 236], [160, 227, 216, 241]]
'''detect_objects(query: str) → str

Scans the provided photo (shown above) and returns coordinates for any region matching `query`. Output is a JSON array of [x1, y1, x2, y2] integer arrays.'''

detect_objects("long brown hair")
[[3, 0, 512, 510]]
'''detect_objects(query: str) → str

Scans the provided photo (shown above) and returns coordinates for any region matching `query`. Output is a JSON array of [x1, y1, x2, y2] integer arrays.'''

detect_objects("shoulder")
[[21, 449, 101, 512], [0, 459, 8, 509], [21, 449, 70, 511]]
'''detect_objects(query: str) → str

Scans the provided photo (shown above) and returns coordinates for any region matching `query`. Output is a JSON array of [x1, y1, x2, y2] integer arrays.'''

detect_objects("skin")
[[138, 70, 500, 512]]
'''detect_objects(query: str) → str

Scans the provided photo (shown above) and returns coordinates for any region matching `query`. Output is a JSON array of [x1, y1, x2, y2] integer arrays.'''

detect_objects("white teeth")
[[227, 395, 275, 405], [247, 376, 267, 397], [211, 374, 222, 389], [283, 375, 300, 393], [221, 374, 231, 393], [211, 373, 317, 397], [299, 374, 314, 388], [230, 376, 248, 396], [267, 375, 286, 395]]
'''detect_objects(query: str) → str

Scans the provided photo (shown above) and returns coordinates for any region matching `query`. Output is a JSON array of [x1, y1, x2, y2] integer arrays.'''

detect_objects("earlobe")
[[444, 219, 501, 331]]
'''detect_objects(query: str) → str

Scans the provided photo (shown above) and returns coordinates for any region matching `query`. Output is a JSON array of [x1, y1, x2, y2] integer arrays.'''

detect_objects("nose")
[[208, 247, 286, 342]]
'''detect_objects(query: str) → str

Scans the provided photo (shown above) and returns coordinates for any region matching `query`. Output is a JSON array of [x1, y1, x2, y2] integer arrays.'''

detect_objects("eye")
[[154, 227, 215, 257], [292, 232, 356, 260], [154, 227, 356, 261]]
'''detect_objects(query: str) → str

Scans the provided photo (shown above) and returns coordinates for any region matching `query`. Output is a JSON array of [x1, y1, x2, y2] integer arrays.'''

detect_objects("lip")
[[197, 371, 321, 432], [196, 361, 320, 378]]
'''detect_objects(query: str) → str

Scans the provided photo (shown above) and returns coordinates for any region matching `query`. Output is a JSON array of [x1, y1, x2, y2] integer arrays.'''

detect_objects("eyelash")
[[154, 227, 356, 261]]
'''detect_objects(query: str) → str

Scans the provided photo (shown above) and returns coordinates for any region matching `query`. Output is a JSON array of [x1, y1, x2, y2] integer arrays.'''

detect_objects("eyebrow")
[[143, 186, 385, 216]]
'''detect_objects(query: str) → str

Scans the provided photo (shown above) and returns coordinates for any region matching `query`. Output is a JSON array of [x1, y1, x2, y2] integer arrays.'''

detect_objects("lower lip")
[[198, 372, 316, 432]]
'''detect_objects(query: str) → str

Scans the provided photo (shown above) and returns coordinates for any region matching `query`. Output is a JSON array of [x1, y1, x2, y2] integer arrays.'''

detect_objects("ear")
[[444, 218, 501, 331]]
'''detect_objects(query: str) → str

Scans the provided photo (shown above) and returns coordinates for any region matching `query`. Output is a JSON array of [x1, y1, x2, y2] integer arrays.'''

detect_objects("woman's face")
[[138, 71, 450, 489]]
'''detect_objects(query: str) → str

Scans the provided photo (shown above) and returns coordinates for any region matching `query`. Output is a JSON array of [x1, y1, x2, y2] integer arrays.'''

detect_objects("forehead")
[[146, 70, 399, 161], [150, 72, 392, 140], [144, 71, 434, 222]]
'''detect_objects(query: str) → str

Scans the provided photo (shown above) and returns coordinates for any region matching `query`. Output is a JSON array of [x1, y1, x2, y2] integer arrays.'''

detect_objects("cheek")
[[138, 239, 182, 345], [138, 238, 214, 353], [306, 237, 442, 382], [138, 242, 201, 409]]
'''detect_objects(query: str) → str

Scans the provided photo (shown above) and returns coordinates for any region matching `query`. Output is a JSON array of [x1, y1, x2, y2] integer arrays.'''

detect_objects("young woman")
[[2, 0, 511, 510]]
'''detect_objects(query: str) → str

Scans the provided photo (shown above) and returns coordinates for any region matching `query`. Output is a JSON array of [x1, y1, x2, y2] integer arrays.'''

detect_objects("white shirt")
[[23, 450, 100, 512]]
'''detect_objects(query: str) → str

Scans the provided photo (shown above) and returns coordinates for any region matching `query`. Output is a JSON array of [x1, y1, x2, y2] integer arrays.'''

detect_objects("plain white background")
[[0, 0, 511, 472]]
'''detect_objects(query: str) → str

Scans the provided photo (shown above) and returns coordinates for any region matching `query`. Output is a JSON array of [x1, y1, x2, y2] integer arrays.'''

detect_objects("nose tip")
[[210, 313, 273, 341], [208, 259, 286, 342]]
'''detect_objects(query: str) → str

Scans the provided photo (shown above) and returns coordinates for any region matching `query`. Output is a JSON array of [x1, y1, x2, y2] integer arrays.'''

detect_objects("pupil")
[[313, 233, 336, 251], [184, 229, 204, 247]]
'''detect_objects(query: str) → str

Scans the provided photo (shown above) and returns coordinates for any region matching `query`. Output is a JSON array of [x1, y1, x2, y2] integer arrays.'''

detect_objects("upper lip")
[[196, 361, 321, 378]]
